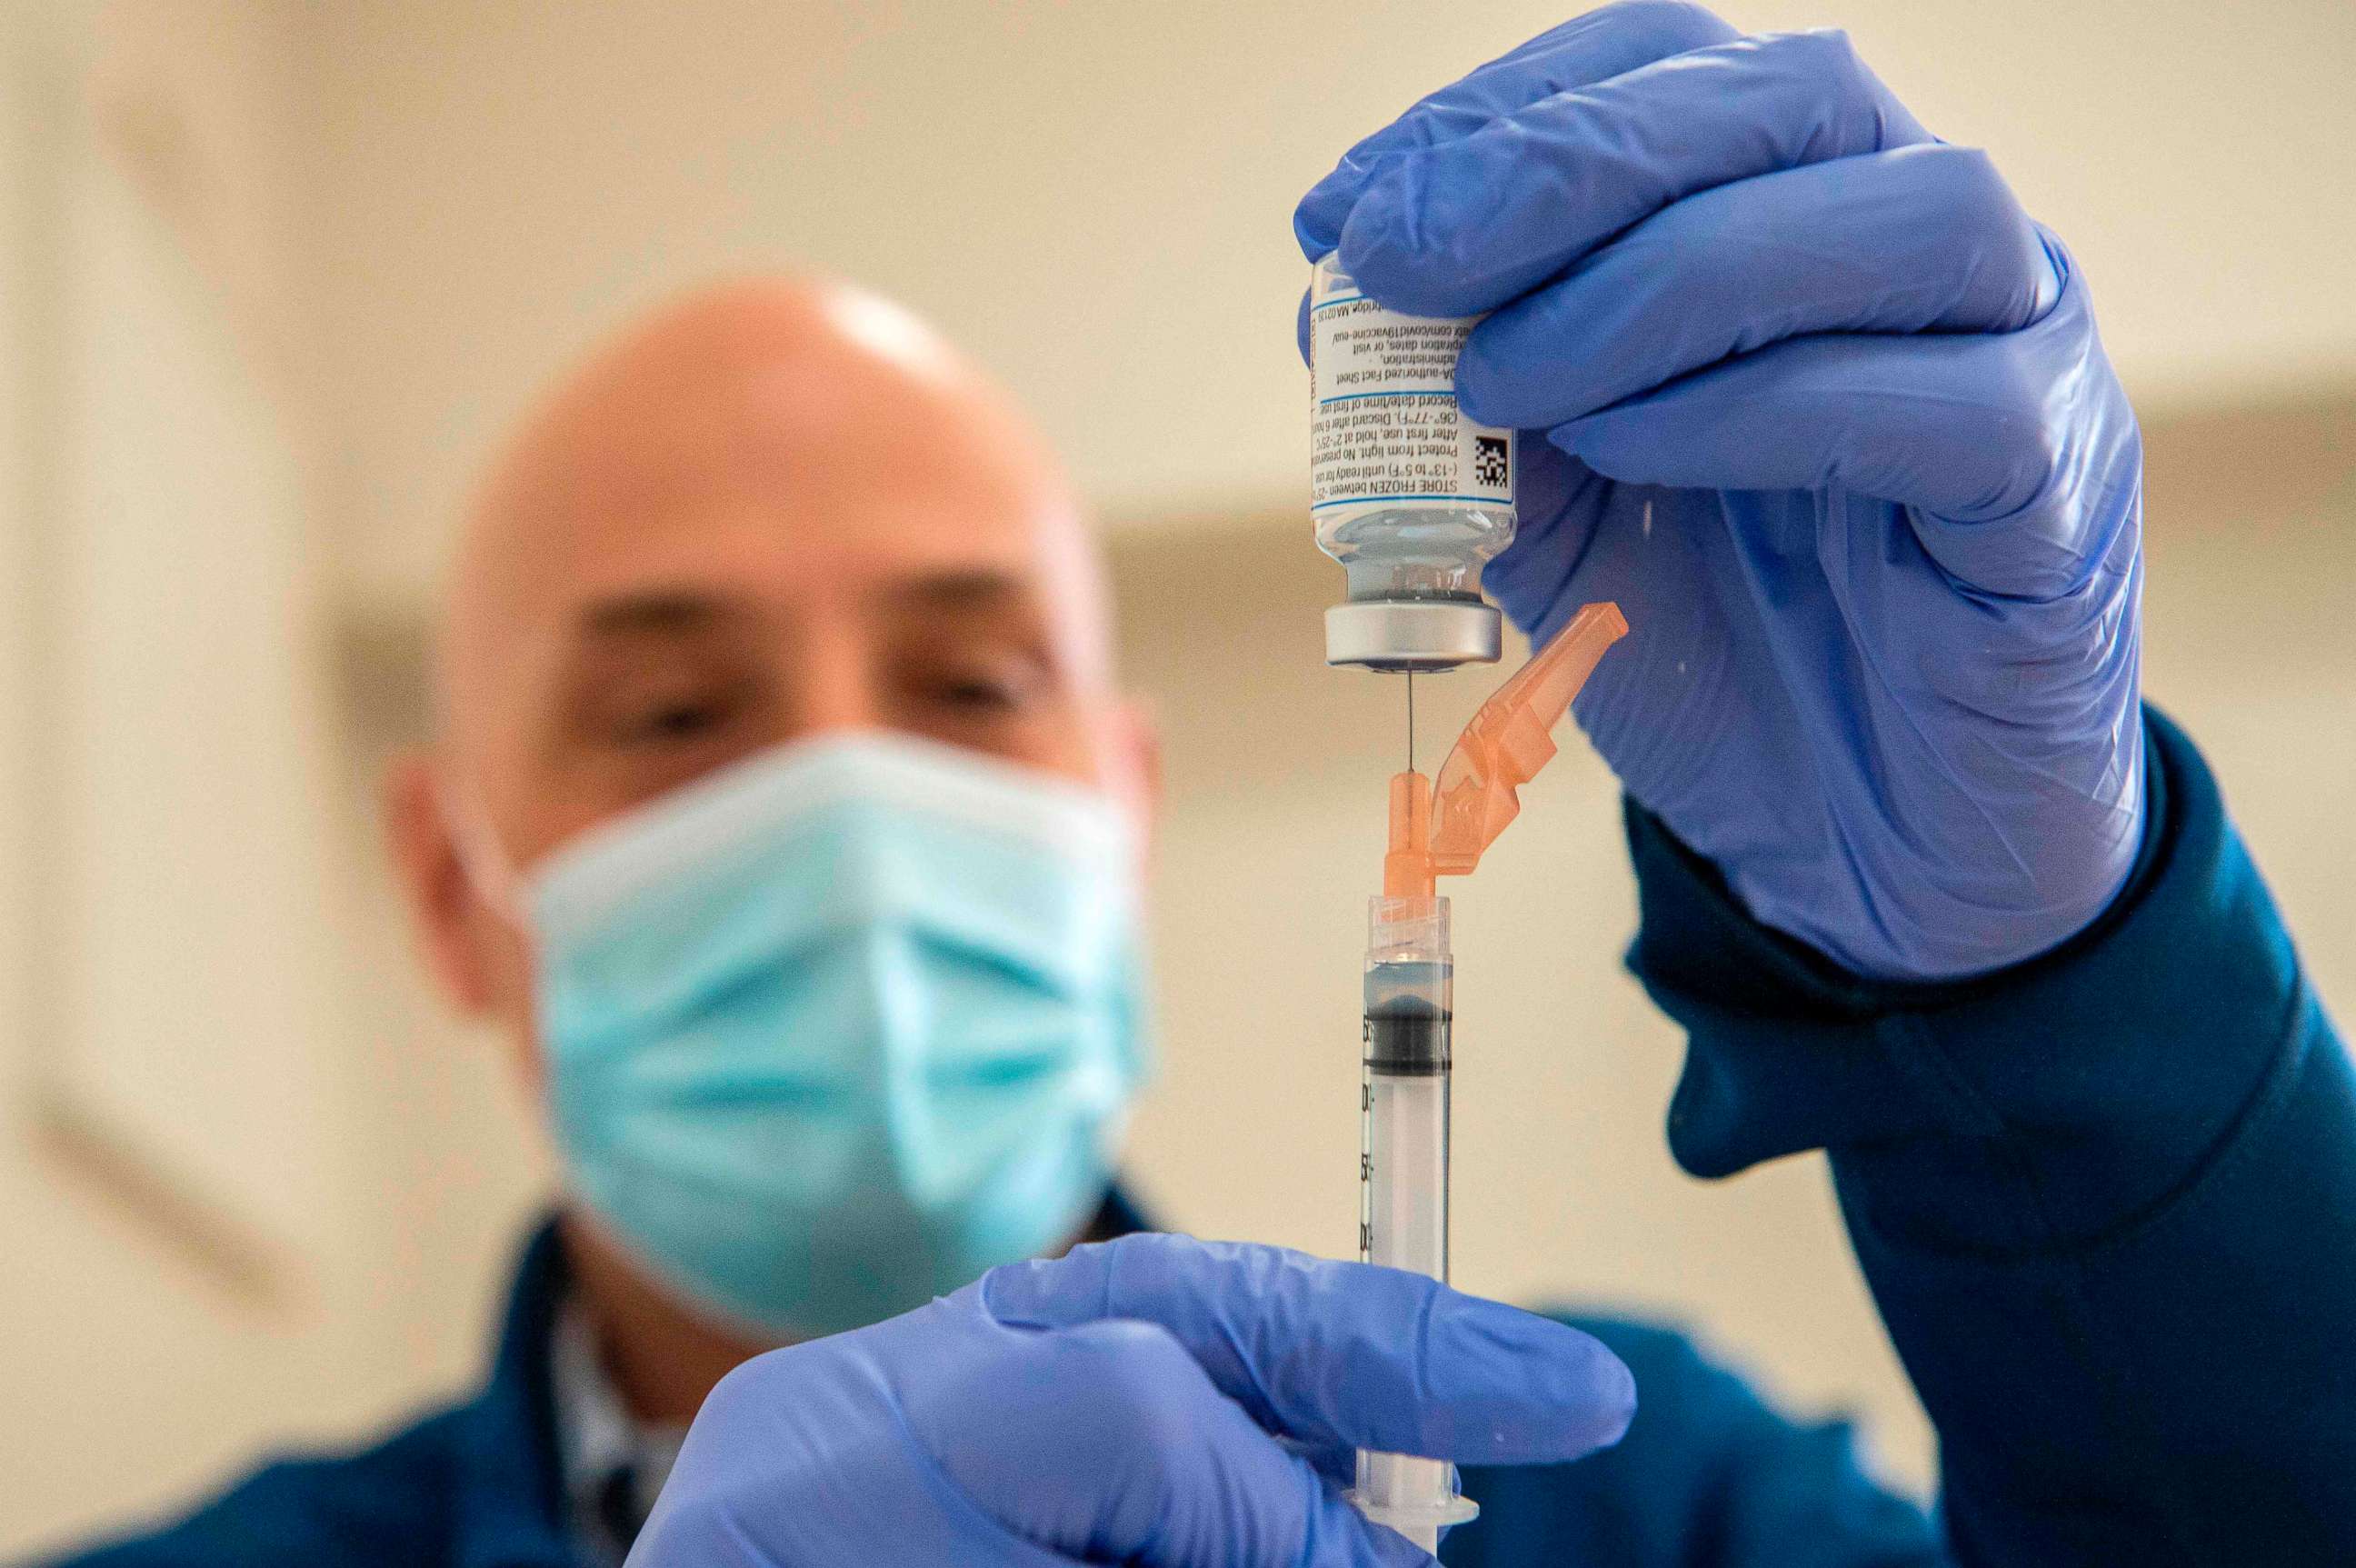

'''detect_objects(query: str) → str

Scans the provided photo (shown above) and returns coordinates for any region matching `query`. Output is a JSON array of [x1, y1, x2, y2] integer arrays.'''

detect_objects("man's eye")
[[922, 654, 1053, 715], [614, 693, 737, 744], [935, 674, 1023, 711]]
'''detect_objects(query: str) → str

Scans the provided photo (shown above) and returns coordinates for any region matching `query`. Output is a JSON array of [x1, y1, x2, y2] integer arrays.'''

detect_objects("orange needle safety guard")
[[1383, 602, 1630, 900]]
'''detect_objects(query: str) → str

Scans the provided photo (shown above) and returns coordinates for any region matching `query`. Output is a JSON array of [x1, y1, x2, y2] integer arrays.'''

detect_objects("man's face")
[[390, 282, 1153, 1065]]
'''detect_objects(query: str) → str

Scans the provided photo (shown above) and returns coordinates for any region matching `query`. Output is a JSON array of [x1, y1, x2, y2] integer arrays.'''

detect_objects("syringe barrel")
[[1360, 901, 1452, 1279], [1353, 895, 1475, 1551]]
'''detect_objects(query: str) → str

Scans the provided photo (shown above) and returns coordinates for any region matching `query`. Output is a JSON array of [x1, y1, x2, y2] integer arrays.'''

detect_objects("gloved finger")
[[978, 1233, 1634, 1464], [1546, 245, 2138, 600], [1339, 28, 1933, 318], [1294, 0, 1741, 258], [911, 1318, 1433, 1568], [1479, 440, 1614, 637], [1461, 144, 2062, 430], [1269, 1431, 1360, 1491]]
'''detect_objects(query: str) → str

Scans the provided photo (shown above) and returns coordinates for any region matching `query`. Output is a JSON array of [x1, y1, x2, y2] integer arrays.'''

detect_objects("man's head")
[[389, 277, 1154, 1068]]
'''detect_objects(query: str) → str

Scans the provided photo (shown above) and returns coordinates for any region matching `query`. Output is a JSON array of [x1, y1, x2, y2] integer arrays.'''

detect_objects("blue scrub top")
[[35, 710, 2355, 1566]]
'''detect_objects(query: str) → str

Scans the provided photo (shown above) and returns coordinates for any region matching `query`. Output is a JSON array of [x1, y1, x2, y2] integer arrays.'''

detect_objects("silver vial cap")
[[1324, 600, 1502, 672]]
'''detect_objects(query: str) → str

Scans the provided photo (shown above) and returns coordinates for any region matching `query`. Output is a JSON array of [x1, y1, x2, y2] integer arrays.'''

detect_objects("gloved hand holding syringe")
[[1311, 254, 1629, 1553]]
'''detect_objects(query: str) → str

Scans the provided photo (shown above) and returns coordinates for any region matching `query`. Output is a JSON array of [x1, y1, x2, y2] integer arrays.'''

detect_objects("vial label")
[[1310, 260, 1512, 517]]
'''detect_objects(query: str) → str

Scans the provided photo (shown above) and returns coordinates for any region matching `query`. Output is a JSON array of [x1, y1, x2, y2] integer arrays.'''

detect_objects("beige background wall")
[[4, 0, 2351, 1555], [0, 2, 422, 1550], [305, 0, 2356, 608]]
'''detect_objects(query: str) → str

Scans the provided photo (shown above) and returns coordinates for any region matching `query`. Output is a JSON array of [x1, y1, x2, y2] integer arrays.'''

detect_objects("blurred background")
[[2, 0, 2350, 1553]]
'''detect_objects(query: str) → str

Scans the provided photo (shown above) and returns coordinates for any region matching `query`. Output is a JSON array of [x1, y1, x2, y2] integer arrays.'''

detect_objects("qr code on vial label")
[[1473, 435, 1510, 489]]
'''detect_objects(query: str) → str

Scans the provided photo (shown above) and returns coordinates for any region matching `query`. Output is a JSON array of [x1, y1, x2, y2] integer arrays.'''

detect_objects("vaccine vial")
[[1309, 254, 1516, 672]]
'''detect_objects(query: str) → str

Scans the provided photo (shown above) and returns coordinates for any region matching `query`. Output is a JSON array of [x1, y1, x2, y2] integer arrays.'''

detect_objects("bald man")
[[395, 278, 1161, 1439], [42, 10, 2356, 1562]]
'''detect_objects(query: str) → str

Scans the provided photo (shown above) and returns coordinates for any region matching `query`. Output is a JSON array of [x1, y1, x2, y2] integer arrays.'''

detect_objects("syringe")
[[1346, 601, 1629, 1555], [1353, 893, 1477, 1550]]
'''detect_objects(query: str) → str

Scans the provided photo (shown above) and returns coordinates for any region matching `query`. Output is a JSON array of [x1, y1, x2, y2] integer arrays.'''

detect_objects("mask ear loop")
[[435, 774, 528, 927]]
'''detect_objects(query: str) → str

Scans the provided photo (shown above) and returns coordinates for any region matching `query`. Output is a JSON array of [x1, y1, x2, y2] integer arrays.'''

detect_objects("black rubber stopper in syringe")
[[1363, 962, 1451, 1076]]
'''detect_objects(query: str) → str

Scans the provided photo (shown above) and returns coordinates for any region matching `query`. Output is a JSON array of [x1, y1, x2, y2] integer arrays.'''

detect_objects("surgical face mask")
[[484, 730, 1149, 1339]]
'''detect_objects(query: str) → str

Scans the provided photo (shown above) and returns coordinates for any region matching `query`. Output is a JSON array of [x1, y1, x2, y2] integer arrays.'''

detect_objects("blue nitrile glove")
[[629, 1232, 1634, 1566], [1296, 2, 2145, 981]]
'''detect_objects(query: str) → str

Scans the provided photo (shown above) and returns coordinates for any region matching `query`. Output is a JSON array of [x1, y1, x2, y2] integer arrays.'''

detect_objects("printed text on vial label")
[[1312, 299, 1509, 509]]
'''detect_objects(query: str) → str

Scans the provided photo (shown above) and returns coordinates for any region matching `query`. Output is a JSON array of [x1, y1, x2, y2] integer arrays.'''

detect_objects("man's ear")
[[384, 750, 500, 1014]]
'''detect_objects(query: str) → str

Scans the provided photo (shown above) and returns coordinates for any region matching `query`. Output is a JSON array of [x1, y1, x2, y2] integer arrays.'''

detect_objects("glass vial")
[[1310, 254, 1515, 671]]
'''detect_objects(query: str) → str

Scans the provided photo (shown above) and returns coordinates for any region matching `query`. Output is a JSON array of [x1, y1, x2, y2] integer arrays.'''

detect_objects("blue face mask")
[[516, 731, 1149, 1339]]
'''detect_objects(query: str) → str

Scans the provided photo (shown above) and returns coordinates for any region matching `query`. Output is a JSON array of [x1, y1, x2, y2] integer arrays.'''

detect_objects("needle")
[[1406, 669, 1416, 774]]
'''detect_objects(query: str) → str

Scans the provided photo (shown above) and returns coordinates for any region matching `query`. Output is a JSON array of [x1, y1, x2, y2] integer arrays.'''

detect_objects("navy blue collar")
[[452, 1220, 579, 1568], [1088, 1183, 1153, 1243], [444, 1191, 1153, 1567]]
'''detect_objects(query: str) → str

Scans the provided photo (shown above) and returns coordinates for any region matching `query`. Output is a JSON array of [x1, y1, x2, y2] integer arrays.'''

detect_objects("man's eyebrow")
[[576, 591, 740, 636], [883, 568, 1029, 610]]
